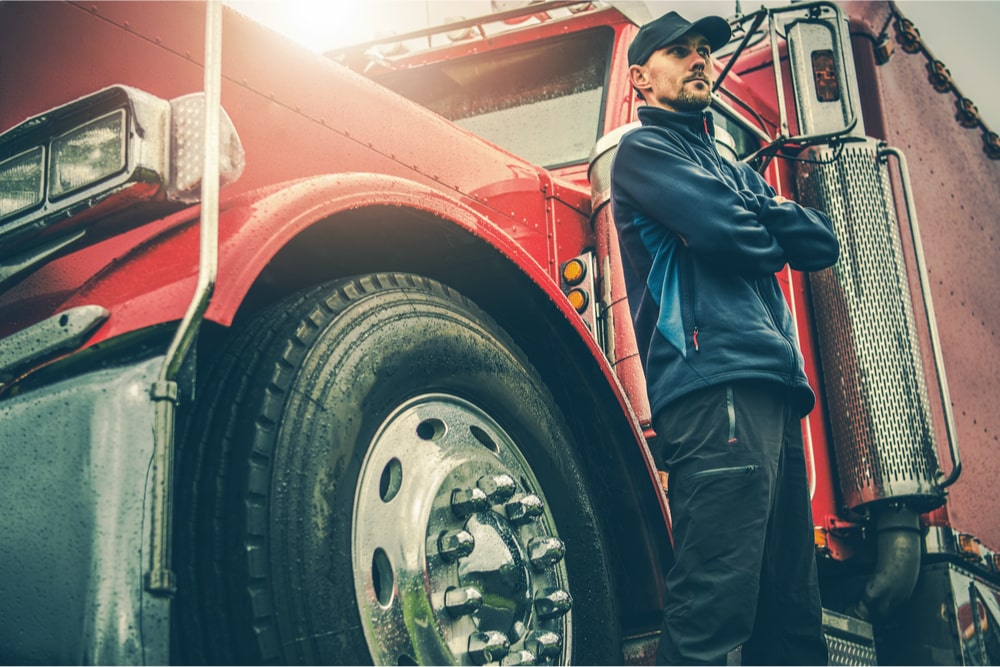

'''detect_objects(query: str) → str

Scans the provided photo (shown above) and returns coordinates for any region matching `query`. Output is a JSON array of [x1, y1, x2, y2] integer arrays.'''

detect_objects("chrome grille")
[[796, 139, 943, 511]]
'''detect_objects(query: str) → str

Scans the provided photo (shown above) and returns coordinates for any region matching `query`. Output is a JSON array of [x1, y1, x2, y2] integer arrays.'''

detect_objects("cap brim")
[[689, 15, 732, 52]]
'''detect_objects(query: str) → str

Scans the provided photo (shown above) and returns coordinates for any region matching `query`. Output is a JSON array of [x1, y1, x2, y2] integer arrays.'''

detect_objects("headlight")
[[0, 85, 244, 257], [49, 110, 127, 199], [0, 146, 44, 219]]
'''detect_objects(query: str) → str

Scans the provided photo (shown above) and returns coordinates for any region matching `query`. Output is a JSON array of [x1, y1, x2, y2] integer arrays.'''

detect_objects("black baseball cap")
[[627, 11, 732, 66]]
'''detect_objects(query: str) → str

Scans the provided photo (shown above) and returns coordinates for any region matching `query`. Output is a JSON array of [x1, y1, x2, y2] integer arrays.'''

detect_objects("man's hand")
[[773, 195, 791, 205]]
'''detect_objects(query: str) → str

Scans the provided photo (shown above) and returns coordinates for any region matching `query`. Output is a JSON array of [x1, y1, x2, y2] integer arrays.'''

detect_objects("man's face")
[[629, 32, 713, 112]]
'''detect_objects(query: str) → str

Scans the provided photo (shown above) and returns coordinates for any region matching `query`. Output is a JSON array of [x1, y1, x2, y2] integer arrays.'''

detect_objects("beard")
[[663, 84, 712, 112]]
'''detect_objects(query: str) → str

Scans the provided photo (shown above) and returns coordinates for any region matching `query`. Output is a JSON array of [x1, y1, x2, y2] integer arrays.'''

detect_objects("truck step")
[[823, 609, 877, 666]]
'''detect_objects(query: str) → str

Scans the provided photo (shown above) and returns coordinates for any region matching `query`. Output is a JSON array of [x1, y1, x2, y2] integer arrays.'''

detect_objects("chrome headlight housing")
[[0, 85, 244, 257]]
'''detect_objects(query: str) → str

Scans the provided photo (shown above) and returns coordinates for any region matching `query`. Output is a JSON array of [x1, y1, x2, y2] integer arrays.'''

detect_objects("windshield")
[[376, 28, 613, 168]]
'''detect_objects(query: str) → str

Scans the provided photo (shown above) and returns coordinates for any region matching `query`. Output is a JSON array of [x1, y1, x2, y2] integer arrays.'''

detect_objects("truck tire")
[[175, 272, 620, 665]]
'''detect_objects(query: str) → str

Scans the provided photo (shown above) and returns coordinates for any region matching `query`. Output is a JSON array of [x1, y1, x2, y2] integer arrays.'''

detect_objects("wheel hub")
[[458, 511, 532, 638], [352, 394, 573, 665]]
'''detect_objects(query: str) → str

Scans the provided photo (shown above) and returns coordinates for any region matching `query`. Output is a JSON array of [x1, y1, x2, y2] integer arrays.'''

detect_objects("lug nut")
[[535, 589, 573, 619], [444, 586, 483, 617], [451, 487, 489, 518], [528, 536, 565, 569], [477, 473, 517, 504], [468, 630, 510, 665], [505, 494, 544, 524], [500, 649, 537, 666], [438, 529, 475, 561], [527, 630, 562, 659], [509, 620, 527, 642]]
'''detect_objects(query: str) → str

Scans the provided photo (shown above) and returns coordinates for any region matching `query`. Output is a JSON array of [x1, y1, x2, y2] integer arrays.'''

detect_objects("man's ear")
[[629, 64, 650, 95]]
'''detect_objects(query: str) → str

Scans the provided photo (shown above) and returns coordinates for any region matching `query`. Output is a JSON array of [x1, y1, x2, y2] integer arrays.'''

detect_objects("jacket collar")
[[637, 105, 714, 141]]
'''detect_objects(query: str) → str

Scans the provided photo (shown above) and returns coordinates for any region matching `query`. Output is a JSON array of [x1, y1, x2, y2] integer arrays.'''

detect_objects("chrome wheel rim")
[[353, 393, 573, 665]]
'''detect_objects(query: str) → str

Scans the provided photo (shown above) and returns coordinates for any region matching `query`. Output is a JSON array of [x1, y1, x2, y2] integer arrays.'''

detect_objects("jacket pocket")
[[687, 464, 758, 483], [751, 277, 795, 370]]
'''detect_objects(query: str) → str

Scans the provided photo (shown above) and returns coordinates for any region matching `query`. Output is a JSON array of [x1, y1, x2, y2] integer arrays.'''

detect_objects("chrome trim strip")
[[0, 304, 109, 382], [0, 230, 86, 291]]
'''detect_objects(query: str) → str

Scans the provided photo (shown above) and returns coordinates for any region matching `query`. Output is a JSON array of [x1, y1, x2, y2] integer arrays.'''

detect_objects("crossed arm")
[[614, 132, 840, 275]]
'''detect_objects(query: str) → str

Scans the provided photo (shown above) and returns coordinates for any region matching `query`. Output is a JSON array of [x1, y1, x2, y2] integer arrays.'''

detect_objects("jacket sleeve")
[[615, 130, 840, 274], [613, 130, 787, 276], [740, 165, 840, 271]]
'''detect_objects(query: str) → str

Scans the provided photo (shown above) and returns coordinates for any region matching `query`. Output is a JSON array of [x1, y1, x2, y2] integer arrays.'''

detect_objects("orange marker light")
[[813, 526, 828, 550], [958, 533, 982, 559], [567, 288, 589, 313], [561, 258, 586, 285]]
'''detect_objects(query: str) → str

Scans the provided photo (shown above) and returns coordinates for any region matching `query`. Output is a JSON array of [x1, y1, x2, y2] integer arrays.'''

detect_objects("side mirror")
[[786, 4, 864, 140], [715, 1, 864, 159]]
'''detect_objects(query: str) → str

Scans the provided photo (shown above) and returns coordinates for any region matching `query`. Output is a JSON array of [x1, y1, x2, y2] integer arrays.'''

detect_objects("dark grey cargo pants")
[[653, 380, 827, 666]]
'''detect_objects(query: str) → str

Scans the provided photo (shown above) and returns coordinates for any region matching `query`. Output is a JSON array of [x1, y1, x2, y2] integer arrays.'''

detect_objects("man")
[[610, 11, 840, 666]]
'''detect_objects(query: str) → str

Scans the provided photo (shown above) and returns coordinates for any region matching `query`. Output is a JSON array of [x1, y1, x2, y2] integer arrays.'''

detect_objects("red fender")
[[61, 170, 669, 517], [54, 174, 540, 332]]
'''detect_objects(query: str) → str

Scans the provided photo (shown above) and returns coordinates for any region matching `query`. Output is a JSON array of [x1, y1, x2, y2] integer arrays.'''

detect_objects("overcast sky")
[[228, 0, 999, 130]]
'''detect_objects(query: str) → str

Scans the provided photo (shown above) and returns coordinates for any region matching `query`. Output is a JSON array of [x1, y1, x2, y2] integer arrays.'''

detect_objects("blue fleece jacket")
[[610, 106, 839, 419]]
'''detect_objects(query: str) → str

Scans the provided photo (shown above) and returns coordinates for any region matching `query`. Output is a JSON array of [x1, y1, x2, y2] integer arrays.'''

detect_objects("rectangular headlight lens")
[[0, 146, 45, 219], [49, 109, 126, 199]]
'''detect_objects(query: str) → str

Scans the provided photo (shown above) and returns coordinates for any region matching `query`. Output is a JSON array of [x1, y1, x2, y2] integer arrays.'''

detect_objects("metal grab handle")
[[147, 0, 224, 595], [880, 146, 962, 488]]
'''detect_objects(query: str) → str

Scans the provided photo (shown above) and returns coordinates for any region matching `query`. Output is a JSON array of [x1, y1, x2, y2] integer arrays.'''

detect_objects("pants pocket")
[[726, 384, 737, 444], [687, 464, 758, 483]]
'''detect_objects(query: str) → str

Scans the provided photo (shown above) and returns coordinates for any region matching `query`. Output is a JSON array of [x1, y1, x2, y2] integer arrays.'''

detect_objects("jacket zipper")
[[703, 114, 727, 171], [682, 252, 700, 352]]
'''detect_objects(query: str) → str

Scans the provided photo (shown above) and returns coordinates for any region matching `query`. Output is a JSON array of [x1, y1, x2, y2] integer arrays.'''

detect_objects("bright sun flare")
[[228, 0, 377, 51]]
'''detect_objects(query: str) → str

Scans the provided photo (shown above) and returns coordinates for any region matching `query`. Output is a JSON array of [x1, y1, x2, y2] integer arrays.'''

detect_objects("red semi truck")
[[0, 1, 998, 664]]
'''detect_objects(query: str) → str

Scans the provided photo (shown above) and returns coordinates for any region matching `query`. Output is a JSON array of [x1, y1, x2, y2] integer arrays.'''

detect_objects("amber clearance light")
[[566, 288, 589, 313], [561, 257, 587, 286]]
